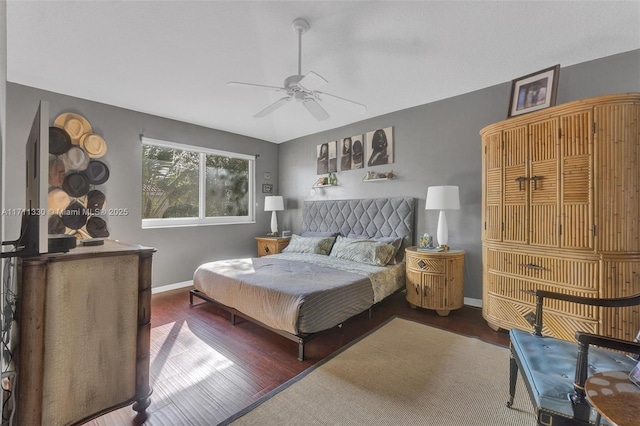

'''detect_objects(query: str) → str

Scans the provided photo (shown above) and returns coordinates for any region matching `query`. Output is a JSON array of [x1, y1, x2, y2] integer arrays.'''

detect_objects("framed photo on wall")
[[350, 135, 364, 169], [508, 64, 560, 118], [339, 137, 352, 171], [366, 127, 393, 167], [328, 140, 337, 173], [339, 134, 364, 171], [317, 140, 337, 174], [316, 142, 329, 174], [262, 183, 273, 193]]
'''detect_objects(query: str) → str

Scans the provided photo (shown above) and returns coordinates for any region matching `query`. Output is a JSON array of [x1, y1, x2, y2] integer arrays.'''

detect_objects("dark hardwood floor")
[[87, 287, 509, 425]]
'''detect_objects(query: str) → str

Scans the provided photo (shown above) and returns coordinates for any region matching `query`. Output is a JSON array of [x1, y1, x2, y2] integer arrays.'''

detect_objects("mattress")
[[193, 252, 405, 335]]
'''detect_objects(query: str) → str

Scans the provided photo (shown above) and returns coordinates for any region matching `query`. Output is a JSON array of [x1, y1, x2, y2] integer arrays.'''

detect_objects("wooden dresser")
[[16, 239, 155, 425], [481, 93, 640, 342]]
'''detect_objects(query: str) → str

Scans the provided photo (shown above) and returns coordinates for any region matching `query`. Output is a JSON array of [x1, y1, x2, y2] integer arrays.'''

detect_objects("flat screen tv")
[[9, 101, 49, 257]]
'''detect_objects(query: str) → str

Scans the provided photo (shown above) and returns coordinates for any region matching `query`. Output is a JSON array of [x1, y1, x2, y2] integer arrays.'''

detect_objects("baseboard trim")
[[464, 297, 482, 308], [152, 280, 193, 294]]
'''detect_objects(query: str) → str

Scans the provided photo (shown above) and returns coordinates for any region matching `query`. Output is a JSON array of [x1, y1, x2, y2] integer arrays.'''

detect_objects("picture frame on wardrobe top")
[[507, 64, 560, 118]]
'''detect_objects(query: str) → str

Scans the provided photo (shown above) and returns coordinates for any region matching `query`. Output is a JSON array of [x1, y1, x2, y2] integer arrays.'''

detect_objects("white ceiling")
[[6, 1, 640, 144]]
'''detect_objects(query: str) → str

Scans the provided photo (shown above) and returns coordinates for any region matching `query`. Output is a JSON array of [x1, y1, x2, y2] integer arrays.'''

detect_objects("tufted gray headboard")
[[301, 197, 415, 248]]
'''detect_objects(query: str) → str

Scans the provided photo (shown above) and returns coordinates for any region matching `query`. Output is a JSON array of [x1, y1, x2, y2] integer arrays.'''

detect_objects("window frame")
[[141, 137, 255, 229]]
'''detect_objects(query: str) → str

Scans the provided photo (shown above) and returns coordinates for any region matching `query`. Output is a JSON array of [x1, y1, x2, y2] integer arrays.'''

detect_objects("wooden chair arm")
[[576, 332, 640, 351], [571, 331, 640, 414], [523, 290, 640, 336]]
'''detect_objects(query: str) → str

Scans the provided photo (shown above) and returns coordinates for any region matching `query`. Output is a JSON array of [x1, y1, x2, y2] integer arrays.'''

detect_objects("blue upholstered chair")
[[507, 290, 640, 425]]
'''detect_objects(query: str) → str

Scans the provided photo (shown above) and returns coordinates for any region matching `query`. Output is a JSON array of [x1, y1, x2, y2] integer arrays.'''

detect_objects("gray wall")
[[4, 50, 638, 294], [278, 49, 640, 301], [5, 84, 279, 287]]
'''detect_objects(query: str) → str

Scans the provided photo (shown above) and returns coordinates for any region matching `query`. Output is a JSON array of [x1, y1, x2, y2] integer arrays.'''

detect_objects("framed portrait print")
[[339, 137, 353, 171], [508, 64, 560, 118], [366, 127, 393, 167], [350, 135, 364, 169], [327, 140, 337, 173], [339, 134, 364, 171], [316, 141, 337, 175]]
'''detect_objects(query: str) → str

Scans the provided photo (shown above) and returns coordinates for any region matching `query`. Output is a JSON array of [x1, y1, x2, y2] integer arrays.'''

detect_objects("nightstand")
[[404, 247, 465, 316], [255, 236, 291, 257]]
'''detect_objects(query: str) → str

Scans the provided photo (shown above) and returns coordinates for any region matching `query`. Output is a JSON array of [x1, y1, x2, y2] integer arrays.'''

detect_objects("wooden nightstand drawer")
[[407, 257, 444, 274], [255, 237, 290, 257]]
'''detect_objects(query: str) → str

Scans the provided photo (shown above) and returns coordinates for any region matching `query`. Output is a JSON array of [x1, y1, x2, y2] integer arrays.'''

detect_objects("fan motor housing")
[[284, 75, 304, 89]]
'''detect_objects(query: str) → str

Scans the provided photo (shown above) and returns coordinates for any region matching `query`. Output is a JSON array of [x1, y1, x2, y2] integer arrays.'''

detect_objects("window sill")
[[142, 219, 255, 229]]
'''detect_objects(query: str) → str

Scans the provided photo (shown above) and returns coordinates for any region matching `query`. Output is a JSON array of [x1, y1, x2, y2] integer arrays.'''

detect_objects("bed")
[[190, 197, 415, 360]]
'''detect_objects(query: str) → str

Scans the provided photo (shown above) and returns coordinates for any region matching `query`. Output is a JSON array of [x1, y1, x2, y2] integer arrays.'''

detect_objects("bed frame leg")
[[298, 340, 305, 361], [189, 291, 193, 305], [231, 313, 236, 325], [368, 308, 372, 320]]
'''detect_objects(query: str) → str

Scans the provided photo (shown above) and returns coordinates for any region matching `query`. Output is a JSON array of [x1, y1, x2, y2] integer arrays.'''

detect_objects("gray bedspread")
[[193, 253, 404, 334]]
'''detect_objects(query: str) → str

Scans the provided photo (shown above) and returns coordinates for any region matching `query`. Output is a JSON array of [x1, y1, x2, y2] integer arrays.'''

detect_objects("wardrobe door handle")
[[530, 175, 542, 190], [515, 176, 527, 191]]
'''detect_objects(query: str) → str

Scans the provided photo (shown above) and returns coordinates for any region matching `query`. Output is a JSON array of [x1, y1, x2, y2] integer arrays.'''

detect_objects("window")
[[142, 137, 254, 228]]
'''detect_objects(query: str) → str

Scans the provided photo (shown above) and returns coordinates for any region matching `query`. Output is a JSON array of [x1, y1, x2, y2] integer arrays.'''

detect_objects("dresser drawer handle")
[[264, 246, 270, 253], [519, 263, 545, 271], [417, 260, 428, 269]]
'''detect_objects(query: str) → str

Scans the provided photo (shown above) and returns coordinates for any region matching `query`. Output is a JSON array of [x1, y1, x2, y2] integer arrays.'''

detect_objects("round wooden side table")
[[585, 370, 640, 426]]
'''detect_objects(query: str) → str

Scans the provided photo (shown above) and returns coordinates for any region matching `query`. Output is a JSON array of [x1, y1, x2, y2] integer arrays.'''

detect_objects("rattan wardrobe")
[[481, 93, 640, 342]]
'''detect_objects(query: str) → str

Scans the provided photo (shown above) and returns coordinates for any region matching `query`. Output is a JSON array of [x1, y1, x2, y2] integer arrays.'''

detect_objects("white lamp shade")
[[425, 186, 460, 250], [425, 186, 460, 210], [264, 196, 284, 212]]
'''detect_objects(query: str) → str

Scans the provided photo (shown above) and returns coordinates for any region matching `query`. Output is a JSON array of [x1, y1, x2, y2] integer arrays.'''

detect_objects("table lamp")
[[264, 196, 284, 235], [425, 186, 460, 251]]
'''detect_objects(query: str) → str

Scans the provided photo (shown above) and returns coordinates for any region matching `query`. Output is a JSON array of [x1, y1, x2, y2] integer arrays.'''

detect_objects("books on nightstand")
[[417, 247, 443, 252]]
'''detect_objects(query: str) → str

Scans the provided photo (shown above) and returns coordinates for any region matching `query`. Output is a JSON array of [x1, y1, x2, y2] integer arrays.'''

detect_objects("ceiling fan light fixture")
[[228, 17, 366, 121]]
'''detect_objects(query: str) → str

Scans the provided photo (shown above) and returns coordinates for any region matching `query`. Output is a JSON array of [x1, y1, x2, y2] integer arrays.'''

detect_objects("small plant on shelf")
[[314, 173, 338, 187]]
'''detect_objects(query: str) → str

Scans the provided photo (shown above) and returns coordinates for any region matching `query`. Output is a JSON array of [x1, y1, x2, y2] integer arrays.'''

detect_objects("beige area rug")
[[223, 317, 535, 425]]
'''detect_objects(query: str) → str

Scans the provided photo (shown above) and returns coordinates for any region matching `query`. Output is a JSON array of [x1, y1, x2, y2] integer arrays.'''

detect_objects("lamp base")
[[436, 210, 449, 250], [270, 210, 279, 234]]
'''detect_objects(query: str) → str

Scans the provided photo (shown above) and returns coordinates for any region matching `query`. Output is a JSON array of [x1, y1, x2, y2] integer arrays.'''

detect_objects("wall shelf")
[[312, 183, 338, 188], [363, 171, 394, 182], [363, 177, 393, 182]]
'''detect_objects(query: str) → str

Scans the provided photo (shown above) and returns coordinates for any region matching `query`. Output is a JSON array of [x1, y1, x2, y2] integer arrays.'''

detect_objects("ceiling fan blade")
[[298, 71, 328, 91], [303, 98, 330, 121], [228, 81, 286, 92], [317, 91, 367, 114], [254, 97, 291, 118]]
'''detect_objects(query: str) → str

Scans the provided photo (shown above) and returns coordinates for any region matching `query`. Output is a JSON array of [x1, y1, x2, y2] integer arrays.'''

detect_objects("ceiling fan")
[[228, 18, 366, 121]]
